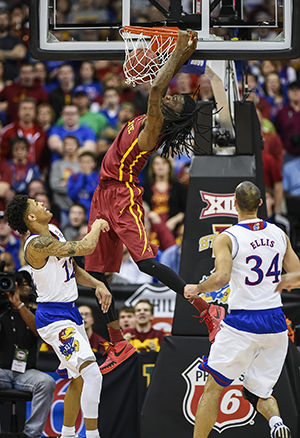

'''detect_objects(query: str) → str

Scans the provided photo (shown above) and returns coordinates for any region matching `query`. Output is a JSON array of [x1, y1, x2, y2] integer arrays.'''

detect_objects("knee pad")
[[80, 362, 102, 418], [243, 387, 259, 410]]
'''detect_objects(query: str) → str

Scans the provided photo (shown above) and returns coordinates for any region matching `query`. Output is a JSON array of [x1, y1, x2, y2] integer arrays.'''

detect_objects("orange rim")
[[121, 26, 178, 39]]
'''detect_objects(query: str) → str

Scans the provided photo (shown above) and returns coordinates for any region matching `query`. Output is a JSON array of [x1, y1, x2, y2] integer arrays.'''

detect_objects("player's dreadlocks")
[[159, 93, 211, 158], [5, 194, 29, 235]]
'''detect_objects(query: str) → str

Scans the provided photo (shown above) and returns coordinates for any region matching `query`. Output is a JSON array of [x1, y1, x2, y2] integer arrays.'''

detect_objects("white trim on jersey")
[[223, 219, 286, 311]]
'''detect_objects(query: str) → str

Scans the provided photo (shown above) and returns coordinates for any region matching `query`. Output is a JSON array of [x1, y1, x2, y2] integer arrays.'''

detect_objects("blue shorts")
[[224, 307, 287, 334], [35, 302, 83, 329]]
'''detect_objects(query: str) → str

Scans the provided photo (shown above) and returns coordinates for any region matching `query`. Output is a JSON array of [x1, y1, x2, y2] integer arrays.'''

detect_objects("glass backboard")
[[29, 0, 300, 60]]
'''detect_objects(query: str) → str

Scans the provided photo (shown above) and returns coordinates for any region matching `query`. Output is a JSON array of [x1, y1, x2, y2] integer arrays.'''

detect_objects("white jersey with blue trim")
[[24, 224, 78, 303], [223, 219, 287, 311]]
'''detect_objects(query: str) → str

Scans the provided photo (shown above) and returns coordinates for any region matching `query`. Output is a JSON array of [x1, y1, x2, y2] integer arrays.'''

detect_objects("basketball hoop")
[[120, 26, 178, 86]]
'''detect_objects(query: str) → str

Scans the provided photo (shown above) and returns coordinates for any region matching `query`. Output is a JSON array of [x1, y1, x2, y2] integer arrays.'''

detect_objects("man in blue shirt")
[[0, 212, 21, 269], [283, 157, 300, 195], [67, 152, 99, 218], [48, 104, 96, 161]]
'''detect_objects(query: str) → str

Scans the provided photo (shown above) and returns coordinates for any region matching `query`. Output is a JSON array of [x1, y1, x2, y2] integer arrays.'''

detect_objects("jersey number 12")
[[62, 259, 75, 282]]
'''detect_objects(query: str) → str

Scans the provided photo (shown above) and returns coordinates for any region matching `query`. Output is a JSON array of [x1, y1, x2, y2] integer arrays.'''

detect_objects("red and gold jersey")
[[123, 327, 165, 352], [100, 115, 154, 184]]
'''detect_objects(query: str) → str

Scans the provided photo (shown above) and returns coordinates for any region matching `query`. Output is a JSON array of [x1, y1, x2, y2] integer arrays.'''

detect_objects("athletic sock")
[[61, 425, 75, 437], [190, 297, 209, 313], [86, 429, 100, 438], [108, 325, 124, 343], [269, 416, 283, 429]]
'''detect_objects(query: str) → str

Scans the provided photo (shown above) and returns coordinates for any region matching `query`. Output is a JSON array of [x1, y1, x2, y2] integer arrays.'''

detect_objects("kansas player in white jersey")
[[185, 181, 300, 438], [5, 194, 112, 438]]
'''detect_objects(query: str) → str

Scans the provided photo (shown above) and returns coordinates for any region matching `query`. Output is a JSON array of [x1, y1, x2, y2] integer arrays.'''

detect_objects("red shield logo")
[[182, 358, 256, 432]]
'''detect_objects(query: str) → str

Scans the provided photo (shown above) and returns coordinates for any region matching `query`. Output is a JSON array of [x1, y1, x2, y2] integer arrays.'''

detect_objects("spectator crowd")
[[0, 2, 298, 318], [0, 1, 300, 437], [0, 0, 299, 296]]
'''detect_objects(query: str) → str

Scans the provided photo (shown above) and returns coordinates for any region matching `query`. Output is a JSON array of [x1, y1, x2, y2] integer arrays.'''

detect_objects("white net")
[[120, 28, 177, 87]]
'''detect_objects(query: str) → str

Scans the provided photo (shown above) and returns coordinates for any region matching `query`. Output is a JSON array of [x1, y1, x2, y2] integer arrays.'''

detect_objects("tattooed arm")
[[26, 219, 109, 268], [138, 30, 197, 152]]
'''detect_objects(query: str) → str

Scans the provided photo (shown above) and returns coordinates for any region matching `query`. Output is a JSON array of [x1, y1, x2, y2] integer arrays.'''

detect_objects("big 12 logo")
[[182, 358, 256, 433], [200, 191, 237, 219]]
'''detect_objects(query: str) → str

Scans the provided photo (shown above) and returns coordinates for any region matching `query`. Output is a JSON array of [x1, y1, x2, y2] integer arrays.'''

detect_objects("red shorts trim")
[[85, 181, 158, 273]]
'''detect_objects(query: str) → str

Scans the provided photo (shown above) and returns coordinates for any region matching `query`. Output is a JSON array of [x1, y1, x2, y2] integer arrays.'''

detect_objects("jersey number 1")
[[245, 253, 280, 286], [63, 259, 75, 282]]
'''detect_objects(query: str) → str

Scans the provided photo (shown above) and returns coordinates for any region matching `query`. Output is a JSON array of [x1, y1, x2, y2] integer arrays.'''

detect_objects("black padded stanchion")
[[141, 337, 298, 438], [141, 101, 299, 438]]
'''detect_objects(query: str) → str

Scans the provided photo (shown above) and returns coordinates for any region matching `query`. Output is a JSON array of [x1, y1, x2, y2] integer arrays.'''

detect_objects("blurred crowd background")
[[1, 0, 300, 289], [0, 4, 299, 438]]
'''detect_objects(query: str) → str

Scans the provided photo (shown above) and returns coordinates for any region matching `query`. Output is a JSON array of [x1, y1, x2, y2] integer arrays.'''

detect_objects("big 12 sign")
[[182, 358, 256, 433]]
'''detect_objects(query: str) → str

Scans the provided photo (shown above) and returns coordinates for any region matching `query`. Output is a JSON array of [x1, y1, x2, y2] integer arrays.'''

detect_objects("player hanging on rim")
[[184, 181, 300, 438], [85, 29, 225, 374], [5, 195, 112, 438]]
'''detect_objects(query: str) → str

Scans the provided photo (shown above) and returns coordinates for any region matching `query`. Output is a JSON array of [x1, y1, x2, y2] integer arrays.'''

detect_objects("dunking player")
[[184, 181, 299, 438], [5, 195, 112, 438], [85, 29, 225, 374]]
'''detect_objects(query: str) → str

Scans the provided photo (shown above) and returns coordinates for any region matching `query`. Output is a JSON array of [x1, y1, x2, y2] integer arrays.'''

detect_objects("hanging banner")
[[125, 283, 176, 334]]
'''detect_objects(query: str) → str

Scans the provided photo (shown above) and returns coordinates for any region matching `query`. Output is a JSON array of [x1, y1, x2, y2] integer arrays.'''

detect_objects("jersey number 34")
[[245, 253, 280, 286]]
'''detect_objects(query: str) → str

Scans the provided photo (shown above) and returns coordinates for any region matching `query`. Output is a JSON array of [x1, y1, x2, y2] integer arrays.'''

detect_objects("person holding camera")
[[5, 194, 112, 438], [0, 262, 56, 438]]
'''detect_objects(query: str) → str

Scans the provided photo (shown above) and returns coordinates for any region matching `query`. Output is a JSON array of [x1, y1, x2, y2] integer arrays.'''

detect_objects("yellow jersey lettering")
[[127, 120, 135, 134]]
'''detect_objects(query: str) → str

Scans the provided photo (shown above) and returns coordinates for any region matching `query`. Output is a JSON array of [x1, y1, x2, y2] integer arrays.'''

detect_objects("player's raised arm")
[[276, 234, 300, 292], [138, 30, 197, 152], [151, 30, 198, 98], [27, 218, 109, 260]]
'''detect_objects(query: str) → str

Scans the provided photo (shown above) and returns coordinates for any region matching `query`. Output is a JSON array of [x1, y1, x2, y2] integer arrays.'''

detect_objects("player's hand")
[[175, 30, 198, 64], [184, 284, 199, 299], [275, 272, 300, 293], [148, 340, 157, 351], [95, 283, 112, 313], [186, 29, 198, 53], [99, 219, 110, 232], [123, 332, 132, 341], [91, 218, 110, 233], [176, 30, 197, 53]]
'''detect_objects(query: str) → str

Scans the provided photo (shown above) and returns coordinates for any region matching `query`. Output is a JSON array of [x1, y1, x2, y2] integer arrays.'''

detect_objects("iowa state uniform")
[[85, 115, 158, 273], [200, 219, 289, 399], [123, 327, 165, 352]]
